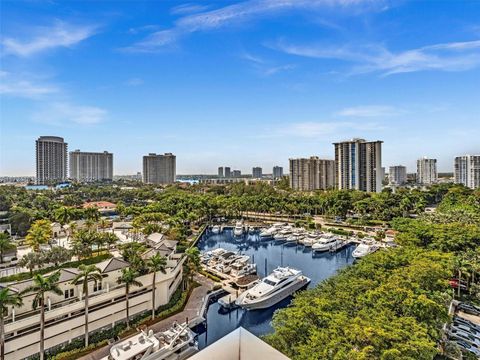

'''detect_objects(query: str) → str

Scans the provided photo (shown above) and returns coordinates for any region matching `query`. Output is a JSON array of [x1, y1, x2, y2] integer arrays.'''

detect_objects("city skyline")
[[1, 0, 480, 175]]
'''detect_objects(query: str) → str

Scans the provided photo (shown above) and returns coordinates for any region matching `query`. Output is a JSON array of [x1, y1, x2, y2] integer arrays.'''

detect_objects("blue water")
[[195, 229, 355, 348]]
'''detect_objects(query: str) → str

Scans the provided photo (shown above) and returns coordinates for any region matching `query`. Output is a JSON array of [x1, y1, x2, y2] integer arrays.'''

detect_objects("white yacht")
[[109, 322, 197, 360], [302, 234, 319, 247], [233, 221, 244, 236], [352, 242, 379, 258], [312, 235, 343, 252], [235, 267, 310, 310], [259, 223, 284, 238], [273, 226, 293, 241], [285, 232, 304, 243], [211, 225, 221, 234]]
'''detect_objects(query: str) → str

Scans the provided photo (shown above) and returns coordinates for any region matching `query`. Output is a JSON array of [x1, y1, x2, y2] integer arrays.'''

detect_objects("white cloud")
[[1, 21, 97, 57], [125, 77, 144, 86], [241, 51, 295, 75], [336, 105, 402, 117], [273, 39, 480, 75], [170, 3, 211, 15], [32, 102, 107, 126], [125, 0, 384, 52], [0, 72, 58, 98]]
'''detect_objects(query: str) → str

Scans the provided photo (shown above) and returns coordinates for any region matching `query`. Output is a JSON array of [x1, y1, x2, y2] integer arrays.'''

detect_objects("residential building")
[[224, 167, 231, 178], [218, 167, 224, 177], [69, 150, 113, 182], [455, 155, 480, 189], [333, 138, 383, 193], [35, 136, 68, 185], [289, 157, 335, 191], [142, 153, 176, 184], [232, 170, 241, 177], [3, 250, 184, 360], [273, 166, 283, 179], [389, 165, 407, 185], [252, 167, 262, 178], [417, 157, 437, 185]]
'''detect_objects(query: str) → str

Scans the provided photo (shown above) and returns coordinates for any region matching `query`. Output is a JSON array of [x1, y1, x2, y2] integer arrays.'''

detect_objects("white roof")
[[190, 327, 289, 360]]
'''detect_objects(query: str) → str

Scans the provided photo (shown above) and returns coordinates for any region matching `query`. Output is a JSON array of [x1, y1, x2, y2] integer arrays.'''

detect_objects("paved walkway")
[[79, 274, 214, 360]]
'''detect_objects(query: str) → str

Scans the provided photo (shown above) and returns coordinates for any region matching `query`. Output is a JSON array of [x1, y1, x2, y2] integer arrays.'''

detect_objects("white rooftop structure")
[[190, 327, 290, 360]]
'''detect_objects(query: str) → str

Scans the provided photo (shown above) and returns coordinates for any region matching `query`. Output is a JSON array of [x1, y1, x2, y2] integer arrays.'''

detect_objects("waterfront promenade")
[[79, 274, 215, 360]]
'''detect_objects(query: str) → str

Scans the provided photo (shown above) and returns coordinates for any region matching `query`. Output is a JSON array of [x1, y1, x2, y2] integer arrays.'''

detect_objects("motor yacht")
[[273, 226, 293, 241], [285, 232, 304, 243], [352, 242, 379, 258], [259, 223, 284, 238], [233, 221, 244, 237], [235, 267, 310, 310], [109, 322, 197, 360], [302, 234, 319, 247], [230, 261, 257, 278], [211, 225, 221, 234], [312, 235, 343, 252], [248, 226, 255, 234]]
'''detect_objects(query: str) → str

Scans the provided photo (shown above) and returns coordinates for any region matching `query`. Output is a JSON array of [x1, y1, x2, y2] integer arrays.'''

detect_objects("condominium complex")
[[389, 165, 407, 185], [69, 150, 113, 182], [333, 138, 383, 193], [3, 246, 184, 360], [224, 167, 231, 178], [417, 157, 437, 185], [232, 170, 241, 177], [218, 167, 224, 177], [289, 157, 335, 191], [35, 136, 68, 185], [273, 166, 283, 179], [455, 155, 480, 189], [252, 167, 263, 178], [142, 153, 176, 184]]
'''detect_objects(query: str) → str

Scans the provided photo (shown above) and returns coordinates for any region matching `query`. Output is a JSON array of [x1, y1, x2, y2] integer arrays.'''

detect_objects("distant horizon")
[[1, 1, 479, 176]]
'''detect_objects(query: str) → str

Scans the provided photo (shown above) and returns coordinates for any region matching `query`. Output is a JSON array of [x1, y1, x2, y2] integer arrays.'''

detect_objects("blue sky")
[[1, 0, 479, 175]]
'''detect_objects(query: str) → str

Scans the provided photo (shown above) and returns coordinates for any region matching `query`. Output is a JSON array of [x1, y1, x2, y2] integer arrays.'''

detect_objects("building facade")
[[417, 157, 437, 185], [3, 254, 184, 360], [289, 157, 335, 191], [232, 170, 241, 177], [455, 155, 480, 189], [252, 167, 262, 178], [218, 167, 224, 177], [333, 138, 383, 193], [224, 167, 231, 178], [272, 166, 283, 179], [36, 136, 68, 185], [142, 153, 176, 184], [389, 165, 407, 186], [69, 150, 113, 182]]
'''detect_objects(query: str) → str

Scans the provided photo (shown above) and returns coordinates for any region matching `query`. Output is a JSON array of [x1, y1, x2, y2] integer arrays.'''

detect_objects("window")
[[94, 282, 102, 292], [64, 289, 74, 299]]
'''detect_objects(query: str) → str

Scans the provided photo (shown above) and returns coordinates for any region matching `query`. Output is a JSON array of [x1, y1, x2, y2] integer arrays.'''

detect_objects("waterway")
[[195, 228, 355, 348]]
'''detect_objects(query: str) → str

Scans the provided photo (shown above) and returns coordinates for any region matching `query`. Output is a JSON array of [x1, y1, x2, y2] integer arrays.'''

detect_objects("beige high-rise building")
[[289, 157, 335, 191], [455, 155, 480, 189], [389, 165, 407, 185], [333, 138, 383, 193], [417, 157, 437, 185], [69, 150, 113, 182], [143, 153, 176, 184], [35, 136, 68, 184]]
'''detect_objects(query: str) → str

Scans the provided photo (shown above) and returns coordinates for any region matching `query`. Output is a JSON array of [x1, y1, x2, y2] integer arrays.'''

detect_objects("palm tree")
[[454, 256, 471, 299], [0, 233, 15, 264], [184, 247, 201, 289], [25, 220, 52, 251], [21, 272, 62, 360], [117, 268, 142, 329], [54, 207, 72, 236], [71, 265, 102, 347], [0, 288, 23, 360], [147, 254, 167, 320]]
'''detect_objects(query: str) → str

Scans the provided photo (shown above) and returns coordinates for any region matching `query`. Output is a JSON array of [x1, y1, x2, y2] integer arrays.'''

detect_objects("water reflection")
[[195, 228, 355, 348]]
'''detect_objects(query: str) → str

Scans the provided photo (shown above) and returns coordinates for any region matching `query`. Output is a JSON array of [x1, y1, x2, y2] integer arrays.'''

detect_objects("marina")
[[194, 226, 358, 349]]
